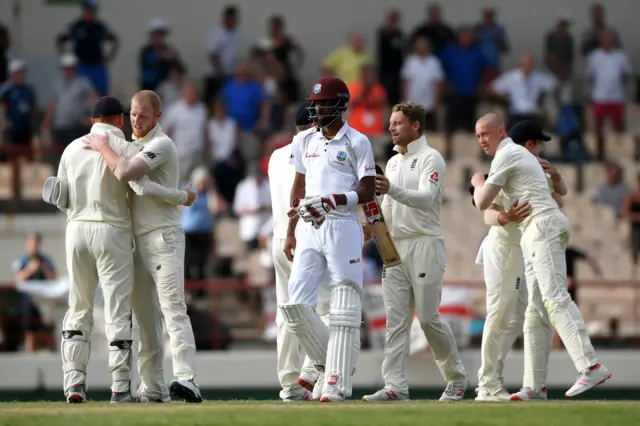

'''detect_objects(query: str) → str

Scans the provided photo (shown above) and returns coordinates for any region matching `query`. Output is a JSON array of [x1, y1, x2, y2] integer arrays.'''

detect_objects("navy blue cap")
[[295, 101, 314, 127], [508, 120, 551, 144], [92, 96, 124, 118]]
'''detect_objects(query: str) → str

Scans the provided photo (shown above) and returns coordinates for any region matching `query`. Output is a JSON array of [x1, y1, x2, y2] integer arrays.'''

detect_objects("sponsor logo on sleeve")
[[429, 171, 439, 184], [365, 165, 376, 172], [144, 151, 157, 160]]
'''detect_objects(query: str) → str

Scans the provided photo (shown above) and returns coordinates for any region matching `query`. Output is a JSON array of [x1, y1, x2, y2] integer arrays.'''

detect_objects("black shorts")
[[445, 95, 477, 133], [424, 112, 438, 132]]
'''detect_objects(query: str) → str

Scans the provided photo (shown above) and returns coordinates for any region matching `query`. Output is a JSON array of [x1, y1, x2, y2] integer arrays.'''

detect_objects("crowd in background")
[[0, 0, 638, 352]]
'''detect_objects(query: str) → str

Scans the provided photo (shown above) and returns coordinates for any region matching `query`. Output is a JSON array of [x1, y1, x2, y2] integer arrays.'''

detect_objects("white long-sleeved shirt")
[[233, 177, 271, 242], [268, 142, 306, 241], [381, 136, 445, 239], [125, 124, 183, 237], [58, 123, 142, 229], [484, 138, 559, 231]]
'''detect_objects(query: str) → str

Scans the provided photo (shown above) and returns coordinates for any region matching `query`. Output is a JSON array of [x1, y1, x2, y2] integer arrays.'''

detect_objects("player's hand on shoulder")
[[504, 199, 532, 223], [83, 132, 109, 152], [183, 183, 197, 206], [375, 174, 389, 195]]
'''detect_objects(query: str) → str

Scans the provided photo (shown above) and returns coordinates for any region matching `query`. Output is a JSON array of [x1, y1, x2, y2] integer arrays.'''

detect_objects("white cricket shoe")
[[475, 388, 511, 402], [565, 363, 611, 398], [510, 387, 548, 401], [66, 384, 86, 404], [439, 381, 466, 401], [283, 390, 312, 402], [110, 391, 146, 403], [362, 388, 410, 402], [319, 392, 345, 403], [169, 379, 204, 403], [138, 393, 171, 403], [312, 371, 325, 401]]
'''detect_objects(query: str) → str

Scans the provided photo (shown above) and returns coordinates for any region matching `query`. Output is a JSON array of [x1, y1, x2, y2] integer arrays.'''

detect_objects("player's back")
[[269, 144, 296, 239], [492, 141, 558, 229], [129, 128, 181, 236], [60, 126, 133, 229]]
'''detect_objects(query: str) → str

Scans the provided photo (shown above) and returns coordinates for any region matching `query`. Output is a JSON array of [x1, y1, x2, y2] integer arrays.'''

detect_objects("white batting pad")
[[61, 331, 91, 392], [280, 303, 329, 367], [324, 285, 362, 397], [522, 305, 553, 391]]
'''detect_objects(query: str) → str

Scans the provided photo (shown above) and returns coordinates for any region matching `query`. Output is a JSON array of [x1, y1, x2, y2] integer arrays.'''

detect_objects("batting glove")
[[287, 198, 301, 219], [299, 194, 338, 223]]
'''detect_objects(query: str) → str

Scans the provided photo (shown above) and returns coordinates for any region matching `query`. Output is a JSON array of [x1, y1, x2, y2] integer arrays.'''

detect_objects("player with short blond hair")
[[471, 113, 611, 399], [83, 90, 203, 403], [363, 102, 467, 402]]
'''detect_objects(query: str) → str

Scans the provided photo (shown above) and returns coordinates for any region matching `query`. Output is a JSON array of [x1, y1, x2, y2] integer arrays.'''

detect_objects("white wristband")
[[345, 191, 359, 207]]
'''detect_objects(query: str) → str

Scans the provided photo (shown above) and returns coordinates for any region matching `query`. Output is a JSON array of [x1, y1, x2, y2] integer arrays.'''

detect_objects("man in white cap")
[[0, 59, 37, 159], [139, 18, 185, 91], [42, 54, 98, 164]]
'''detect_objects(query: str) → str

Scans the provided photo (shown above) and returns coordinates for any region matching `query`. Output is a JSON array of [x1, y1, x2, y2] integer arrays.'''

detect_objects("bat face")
[[362, 200, 383, 225]]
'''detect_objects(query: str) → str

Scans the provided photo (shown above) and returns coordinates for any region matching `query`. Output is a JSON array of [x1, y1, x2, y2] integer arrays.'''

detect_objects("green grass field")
[[0, 401, 638, 426]]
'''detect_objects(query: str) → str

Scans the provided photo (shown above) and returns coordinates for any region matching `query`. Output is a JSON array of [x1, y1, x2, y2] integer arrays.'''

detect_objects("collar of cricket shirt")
[[320, 121, 349, 142], [497, 137, 513, 152], [132, 123, 162, 144], [393, 135, 427, 155], [90, 123, 125, 140]]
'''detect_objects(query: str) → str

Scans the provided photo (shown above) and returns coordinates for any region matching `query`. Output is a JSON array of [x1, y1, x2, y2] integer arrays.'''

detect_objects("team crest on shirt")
[[313, 84, 322, 94], [145, 151, 156, 160], [429, 171, 439, 184], [336, 151, 347, 162]]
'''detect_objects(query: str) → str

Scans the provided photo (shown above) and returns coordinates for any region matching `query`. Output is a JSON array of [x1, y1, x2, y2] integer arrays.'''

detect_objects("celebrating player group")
[[272, 77, 611, 403]]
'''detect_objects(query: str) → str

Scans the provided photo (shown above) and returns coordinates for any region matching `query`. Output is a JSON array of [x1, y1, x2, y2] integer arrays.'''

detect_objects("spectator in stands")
[[12, 232, 57, 352], [490, 53, 556, 130], [474, 8, 509, 83], [257, 15, 304, 105], [162, 82, 210, 184], [0, 23, 9, 85], [441, 27, 486, 159], [0, 59, 37, 161], [545, 15, 575, 83], [208, 98, 238, 167], [377, 9, 405, 106], [182, 166, 228, 285], [347, 63, 388, 157], [322, 32, 373, 84], [205, 5, 240, 104], [586, 30, 631, 162], [42, 54, 97, 163], [401, 36, 444, 132], [156, 64, 185, 108], [221, 60, 270, 162], [56, 0, 118, 96], [581, 3, 621, 57], [233, 163, 271, 252], [250, 47, 285, 131], [139, 18, 185, 91], [592, 162, 628, 218], [410, 3, 455, 57], [622, 173, 640, 278]]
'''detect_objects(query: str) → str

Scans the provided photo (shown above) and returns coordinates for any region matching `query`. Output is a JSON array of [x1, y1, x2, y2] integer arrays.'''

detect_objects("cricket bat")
[[362, 165, 402, 268]]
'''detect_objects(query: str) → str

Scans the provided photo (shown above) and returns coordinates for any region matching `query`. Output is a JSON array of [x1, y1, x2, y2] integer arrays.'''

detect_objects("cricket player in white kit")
[[52, 97, 195, 404], [472, 120, 568, 401], [362, 103, 467, 402], [471, 113, 611, 398], [280, 77, 376, 402], [270, 102, 325, 401], [83, 91, 203, 403]]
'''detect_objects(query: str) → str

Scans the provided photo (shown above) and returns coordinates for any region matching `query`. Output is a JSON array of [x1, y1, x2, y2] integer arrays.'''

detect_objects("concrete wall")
[[1, 0, 636, 102]]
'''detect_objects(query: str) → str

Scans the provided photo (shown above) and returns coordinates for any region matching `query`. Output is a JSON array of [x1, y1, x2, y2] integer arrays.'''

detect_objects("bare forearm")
[[552, 175, 568, 196], [473, 184, 501, 211]]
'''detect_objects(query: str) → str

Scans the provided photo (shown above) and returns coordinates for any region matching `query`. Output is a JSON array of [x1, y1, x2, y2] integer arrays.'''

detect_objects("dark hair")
[[224, 5, 237, 18]]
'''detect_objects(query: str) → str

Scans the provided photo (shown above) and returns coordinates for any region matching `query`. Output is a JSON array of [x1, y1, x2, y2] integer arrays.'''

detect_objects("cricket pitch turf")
[[0, 401, 638, 426]]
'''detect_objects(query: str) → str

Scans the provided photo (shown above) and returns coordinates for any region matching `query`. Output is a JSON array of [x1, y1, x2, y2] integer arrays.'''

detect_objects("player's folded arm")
[[113, 157, 151, 181], [476, 155, 511, 211], [128, 176, 187, 205], [473, 183, 502, 211], [387, 158, 443, 210]]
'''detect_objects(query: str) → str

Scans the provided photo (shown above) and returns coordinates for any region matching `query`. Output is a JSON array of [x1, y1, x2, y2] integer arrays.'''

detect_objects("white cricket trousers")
[[381, 235, 467, 394], [476, 236, 528, 392], [133, 227, 197, 399], [61, 222, 135, 394], [520, 211, 598, 379], [273, 237, 330, 399]]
